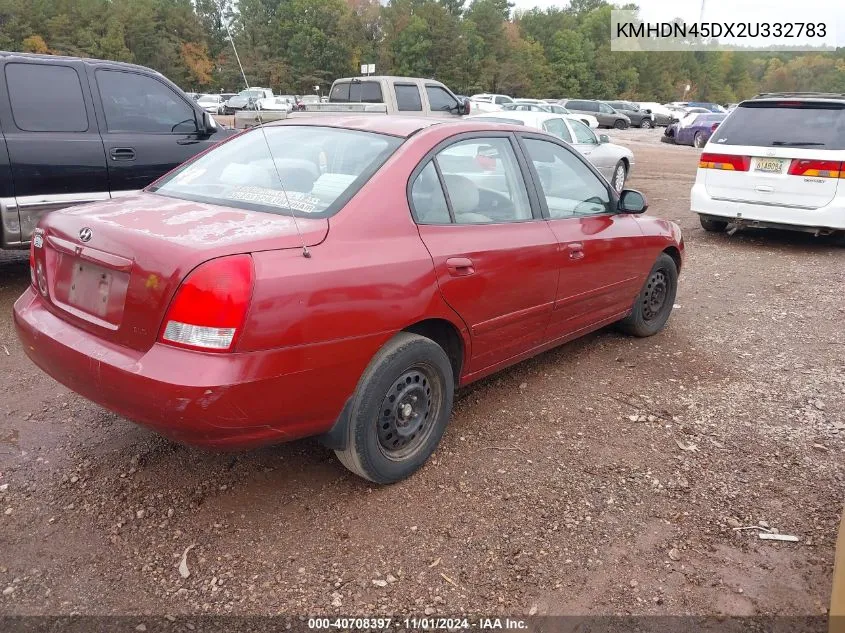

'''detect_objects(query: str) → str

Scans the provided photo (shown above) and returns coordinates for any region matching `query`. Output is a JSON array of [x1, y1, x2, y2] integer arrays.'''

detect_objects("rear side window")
[[542, 118, 572, 143], [570, 119, 597, 145], [410, 162, 450, 223], [97, 70, 196, 134], [434, 137, 532, 224], [5, 63, 88, 132], [395, 83, 422, 112], [711, 103, 845, 150], [426, 86, 458, 112]]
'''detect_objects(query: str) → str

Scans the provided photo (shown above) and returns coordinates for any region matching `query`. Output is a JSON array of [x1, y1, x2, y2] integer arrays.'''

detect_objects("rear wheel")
[[613, 119, 627, 130], [699, 215, 728, 232], [618, 253, 678, 337], [693, 132, 706, 148], [334, 333, 454, 484], [640, 118, 653, 129]]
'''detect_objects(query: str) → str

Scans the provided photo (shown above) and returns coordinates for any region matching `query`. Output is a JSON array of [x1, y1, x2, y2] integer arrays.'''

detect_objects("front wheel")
[[618, 253, 678, 337], [611, 161, 627, 193], [335, 333, 454, 484], [614, 119, 628, 130], [640, 118, 653, 129]]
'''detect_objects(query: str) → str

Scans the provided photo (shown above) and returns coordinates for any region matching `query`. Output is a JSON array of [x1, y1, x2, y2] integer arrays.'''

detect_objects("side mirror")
[[598, 133, 610, 144], [201, 111, 217, 135], [618, 189, 648, 214]]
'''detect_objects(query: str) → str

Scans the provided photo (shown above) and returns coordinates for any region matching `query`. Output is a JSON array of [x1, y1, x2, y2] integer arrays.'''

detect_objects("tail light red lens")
[[160, 254, 254, 352], [464, 100, 471, 114], [710, 123, 720, 132], [788, 159, 843, 178], [29, 241, 36, 287], [699, 153, 750, 172]]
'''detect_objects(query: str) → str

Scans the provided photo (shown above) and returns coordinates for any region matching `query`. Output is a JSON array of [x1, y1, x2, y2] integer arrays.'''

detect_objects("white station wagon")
[[691, 93, 845, 239]]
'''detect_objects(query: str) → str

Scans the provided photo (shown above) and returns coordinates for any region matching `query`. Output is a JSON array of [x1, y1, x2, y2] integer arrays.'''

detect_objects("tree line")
[[1, 0, 844, 102]]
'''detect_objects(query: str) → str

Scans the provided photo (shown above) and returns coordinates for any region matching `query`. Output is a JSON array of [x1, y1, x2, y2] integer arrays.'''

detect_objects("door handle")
[[567, 242, 585, 260], [109, 147, 136, 161], [177, 138, 200, 146], [446, 257, 475, 276]]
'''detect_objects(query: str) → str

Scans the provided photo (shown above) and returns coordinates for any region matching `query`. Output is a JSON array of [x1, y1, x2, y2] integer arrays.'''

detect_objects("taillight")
[[464, 100, 471, 115], [699, 153, 750, 171], [29, 241, 36, 287], [710, 123, 720, 132], [788, 159, 843, 179], [159, 254, 254, 352]]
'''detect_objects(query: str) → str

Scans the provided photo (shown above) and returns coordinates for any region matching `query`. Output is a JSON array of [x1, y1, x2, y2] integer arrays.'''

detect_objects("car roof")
[[748, 92, 845, 104], [0, 51, 160, 75], [271, 115, 552, 138], [467, 111, 563, 128]]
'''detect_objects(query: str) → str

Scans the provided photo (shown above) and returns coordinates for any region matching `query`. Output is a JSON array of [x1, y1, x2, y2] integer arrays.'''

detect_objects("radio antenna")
[[218, 1, 311, 258]]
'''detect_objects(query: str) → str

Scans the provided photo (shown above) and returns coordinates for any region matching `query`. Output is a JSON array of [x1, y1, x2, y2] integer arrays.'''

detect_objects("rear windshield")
[[711, 102, 845, 149], [150, 126, 402, 218], [329, 81, 383, 103]]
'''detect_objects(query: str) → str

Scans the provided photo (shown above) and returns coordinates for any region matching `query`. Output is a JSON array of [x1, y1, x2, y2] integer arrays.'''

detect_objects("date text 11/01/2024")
[[307, 617, 529, 630]]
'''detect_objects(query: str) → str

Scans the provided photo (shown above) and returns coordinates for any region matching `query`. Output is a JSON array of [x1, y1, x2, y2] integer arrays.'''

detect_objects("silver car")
[[468, 111, 635, 192]]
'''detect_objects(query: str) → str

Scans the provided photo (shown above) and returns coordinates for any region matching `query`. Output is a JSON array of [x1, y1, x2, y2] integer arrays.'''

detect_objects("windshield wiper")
[[771, 141, 825, 146]]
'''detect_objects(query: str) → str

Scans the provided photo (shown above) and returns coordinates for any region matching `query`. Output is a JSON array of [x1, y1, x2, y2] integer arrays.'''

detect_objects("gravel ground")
[[0, 128, 842, 619]]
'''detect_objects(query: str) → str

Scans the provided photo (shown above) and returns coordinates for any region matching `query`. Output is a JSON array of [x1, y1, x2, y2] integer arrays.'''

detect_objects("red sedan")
[[14, 117, 683, 484]]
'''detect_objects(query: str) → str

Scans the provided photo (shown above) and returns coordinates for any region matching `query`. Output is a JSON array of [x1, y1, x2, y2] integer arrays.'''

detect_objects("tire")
[[613, 119, 627, 130], [693, 132, 706, 148], [334, 332, 454, 484], [611, 161, 627, 193], [640, 118, 653, 129], [699, 215, 728, 232], [618, 253, 678, 337]]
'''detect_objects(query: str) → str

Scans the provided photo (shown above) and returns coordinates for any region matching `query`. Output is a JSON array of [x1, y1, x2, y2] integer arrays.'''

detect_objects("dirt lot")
[[0, 128, 843, 620]]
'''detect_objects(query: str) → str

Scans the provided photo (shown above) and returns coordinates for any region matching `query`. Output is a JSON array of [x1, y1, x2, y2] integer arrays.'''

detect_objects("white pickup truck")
[[234, 76, 470, 128]]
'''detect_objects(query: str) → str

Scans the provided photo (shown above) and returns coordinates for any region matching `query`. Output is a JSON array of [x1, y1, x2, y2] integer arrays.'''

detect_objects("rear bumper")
[[14, 288, 379, 449], [691, 182, 845, 231]]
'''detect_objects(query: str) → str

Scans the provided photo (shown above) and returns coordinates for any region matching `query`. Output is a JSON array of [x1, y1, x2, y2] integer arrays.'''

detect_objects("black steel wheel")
[[335, 333, 454, 484], [614, 119, 628, 129], [377, 364, 441, 460], [641, 269, 668, 322], [618, 253, 678, 337]]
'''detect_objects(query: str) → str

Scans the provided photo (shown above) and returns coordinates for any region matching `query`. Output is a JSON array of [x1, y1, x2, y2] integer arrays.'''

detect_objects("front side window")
[[434, 137, 532, 224], [426, 86, 458, 113], [151, 126, 402, 218], [97, 70, 196, 134], [522, 138, 610, 218], [6, 63, 88, 132], [599, 103, 615, 114], [542, 118, 572, 143], [570, 119, 597, 145]]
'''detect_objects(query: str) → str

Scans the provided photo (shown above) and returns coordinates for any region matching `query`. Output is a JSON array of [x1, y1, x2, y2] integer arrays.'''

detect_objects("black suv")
[[0, 52, 234, 249]]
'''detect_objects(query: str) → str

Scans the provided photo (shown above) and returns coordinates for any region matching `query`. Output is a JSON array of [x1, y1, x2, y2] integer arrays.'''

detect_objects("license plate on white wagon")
[[753, 158, 785, 174]]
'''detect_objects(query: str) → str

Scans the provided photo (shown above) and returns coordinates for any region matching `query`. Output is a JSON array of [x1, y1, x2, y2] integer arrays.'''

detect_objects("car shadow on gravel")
[[705, 227, 844, 252]]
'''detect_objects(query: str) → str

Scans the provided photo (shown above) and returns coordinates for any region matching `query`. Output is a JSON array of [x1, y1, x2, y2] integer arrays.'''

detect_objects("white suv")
[[691, 93, 845, 238]]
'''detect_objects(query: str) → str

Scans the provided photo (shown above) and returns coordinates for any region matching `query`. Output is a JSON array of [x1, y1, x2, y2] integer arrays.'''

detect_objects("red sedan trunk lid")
[[33, 192, 327, 352]]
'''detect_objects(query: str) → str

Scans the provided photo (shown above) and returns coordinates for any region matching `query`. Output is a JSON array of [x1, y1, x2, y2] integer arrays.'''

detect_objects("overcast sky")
[[509, 0, 845, 47]]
